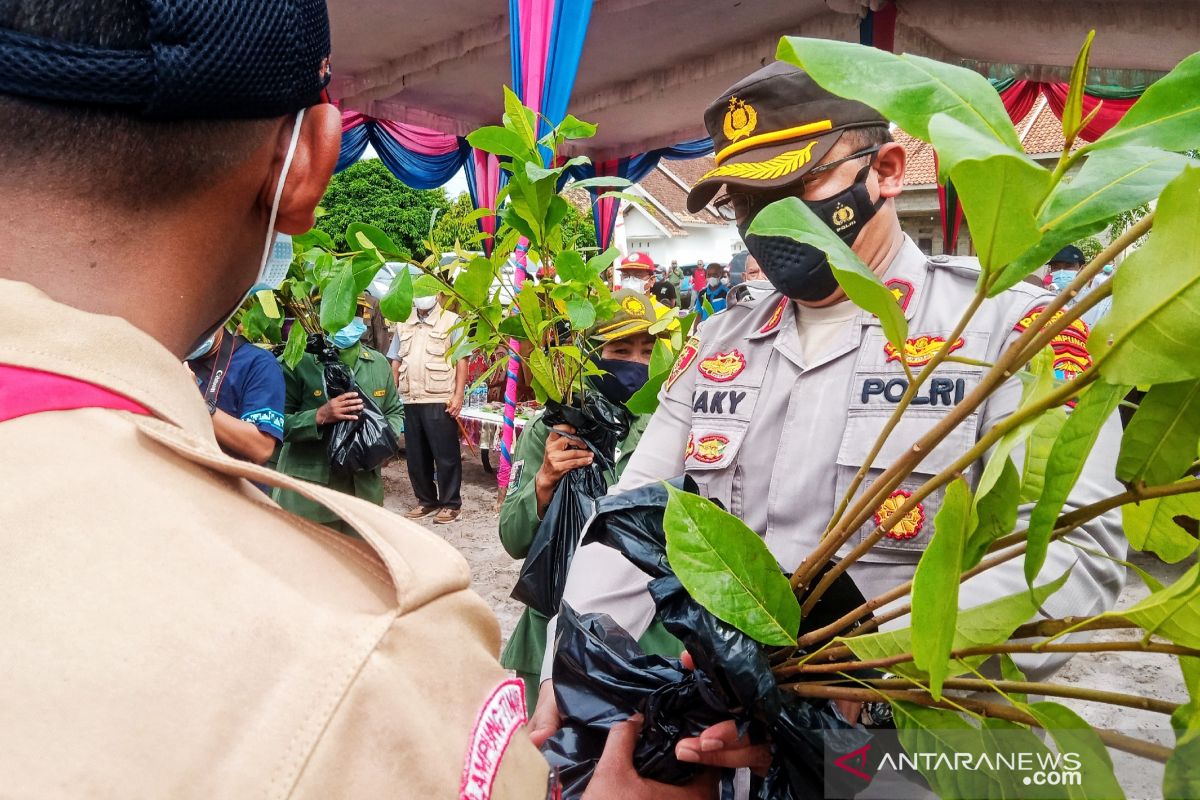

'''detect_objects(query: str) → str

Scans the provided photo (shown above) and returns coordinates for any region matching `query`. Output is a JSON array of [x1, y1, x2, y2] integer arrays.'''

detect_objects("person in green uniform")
[[274, 317, 405, 534], [498, 290, 682, 713]]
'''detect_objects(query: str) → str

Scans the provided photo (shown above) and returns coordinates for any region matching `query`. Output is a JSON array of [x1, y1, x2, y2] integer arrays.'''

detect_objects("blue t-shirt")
[[190, 338, 285, 441], [698, 284, 730, 320]]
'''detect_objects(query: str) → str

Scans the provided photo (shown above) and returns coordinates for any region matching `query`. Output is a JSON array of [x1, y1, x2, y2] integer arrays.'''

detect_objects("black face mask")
[[592, 358, 650, 404], [739, 161, 885, 302]]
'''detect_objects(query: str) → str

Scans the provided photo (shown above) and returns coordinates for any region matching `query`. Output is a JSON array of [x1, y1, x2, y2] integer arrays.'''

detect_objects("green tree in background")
[[314, 159, 449, 259]]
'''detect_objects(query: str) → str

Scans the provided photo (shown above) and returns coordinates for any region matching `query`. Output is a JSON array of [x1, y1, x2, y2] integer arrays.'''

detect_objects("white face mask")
[[620, 274, 649, 291], [413, 296, 438, 312], [184, 109, 306, 360]]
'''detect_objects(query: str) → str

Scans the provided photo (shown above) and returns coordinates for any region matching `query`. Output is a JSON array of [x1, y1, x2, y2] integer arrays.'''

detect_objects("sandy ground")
[[382, 456, 1187, 800]]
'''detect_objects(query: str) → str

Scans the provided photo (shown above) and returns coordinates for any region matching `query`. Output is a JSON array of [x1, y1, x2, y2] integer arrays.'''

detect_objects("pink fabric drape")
[[340, 110, 462, 155], [470, 149, 502, 256]]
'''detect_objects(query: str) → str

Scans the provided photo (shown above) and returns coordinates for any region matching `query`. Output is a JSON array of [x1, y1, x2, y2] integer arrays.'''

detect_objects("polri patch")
[[874, 489, 925, 540], [697, 350, 747, 383], [460, 678, 527, 800], [666, 337, 700, 391], [883, 335, 964, 368], [692, 433, 730, 465]]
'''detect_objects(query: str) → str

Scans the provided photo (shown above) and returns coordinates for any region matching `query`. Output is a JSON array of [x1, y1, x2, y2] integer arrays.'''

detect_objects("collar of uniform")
[[874, 234, 928, 323], [358, 346, 374, 361], [0, 279, 217, 441], [411, 307, 442, 327]]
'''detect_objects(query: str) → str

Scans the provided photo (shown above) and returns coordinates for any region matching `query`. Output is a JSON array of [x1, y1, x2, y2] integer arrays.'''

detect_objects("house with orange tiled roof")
[[615, 158, 741, 267], [616, 97, 1076, 267]]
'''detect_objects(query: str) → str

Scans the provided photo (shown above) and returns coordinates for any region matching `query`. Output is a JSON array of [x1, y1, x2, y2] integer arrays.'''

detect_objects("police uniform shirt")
[[189, 335, 286, 440], [542, 236, 1126, 682]]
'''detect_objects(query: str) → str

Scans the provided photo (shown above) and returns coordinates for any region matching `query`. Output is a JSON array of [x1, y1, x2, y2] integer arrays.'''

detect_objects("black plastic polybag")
[[308, 334, 400, 473], [510, 391, 630, 617], [544, 477, 874, 798]]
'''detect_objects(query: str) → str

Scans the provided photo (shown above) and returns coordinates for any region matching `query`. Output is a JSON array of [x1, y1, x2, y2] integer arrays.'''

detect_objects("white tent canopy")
[[327, 0, 1196, 159]]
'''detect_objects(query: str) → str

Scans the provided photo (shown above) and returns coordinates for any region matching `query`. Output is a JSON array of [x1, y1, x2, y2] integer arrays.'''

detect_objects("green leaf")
[[558, 114, 597, 140], [1118, 380, 1200, 487], [965, 457, 1021, 569], [525, 162, 564, 183], [748, 197, 907, 351], [318, 261, 358, 333], [240, 297, 270, 341], [1020, 407, 1069, 503], [625, 340, 677, 416], [555, 250, 589, 283], [1000, 654, 1029, 704], [1093, 166, 1200, 384], [349, 252, 384, 294], [596, 190, 646, 205], [564, 298, 596, 330], [544, 195, 572, 234], [839, 570, 1071, 675], [1020, 701, 1126, 800], [525, 347, 561, 403], [516, 281, 543, 342], [466, 125, 532, 159], [989, 220, 1107, 296], [1165, 697, 1200, 799], [453, 256, 494, 309], [379, 268, 413, 323], [569, 176, 635, 191], [503, 85, 539, 149], [293, 228, 335, 250], [1062, 31, 1095, 144], [587, 246, 622, 276], [649, 337, 674, 375], [929, 115, 1050, 273], [663, 484, 799, 646], [1038, 146, 1190, 232], [912, 477, 974, 699], [777, 37, 1020, 149], [347, 222, 405, 257], [1085, 51, 1200, 154], [1025, 382, 1126, 585], [1101, 563, 1200, 648], [891, 702, 1003, 799], [499, 203, 538, 242], [1123, 486, 1200, 563], [282, 320, 307, 370]]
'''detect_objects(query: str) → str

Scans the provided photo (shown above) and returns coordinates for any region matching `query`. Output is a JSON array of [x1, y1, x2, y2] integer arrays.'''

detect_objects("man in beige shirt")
[[0, 1, 721, 797]]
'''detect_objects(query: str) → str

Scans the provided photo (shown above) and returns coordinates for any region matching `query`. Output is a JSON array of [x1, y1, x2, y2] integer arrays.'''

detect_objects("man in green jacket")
[[274, 317, 405, 533], [499, 291, 682, 713]]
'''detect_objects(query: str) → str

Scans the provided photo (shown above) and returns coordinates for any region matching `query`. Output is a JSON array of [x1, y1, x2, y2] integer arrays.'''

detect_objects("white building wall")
[[621, 210, 743, 266]]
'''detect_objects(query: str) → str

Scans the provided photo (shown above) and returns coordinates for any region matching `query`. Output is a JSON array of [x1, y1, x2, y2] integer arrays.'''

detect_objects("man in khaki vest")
[[389, 294, 469, 523], [0, 1, 723, 796]]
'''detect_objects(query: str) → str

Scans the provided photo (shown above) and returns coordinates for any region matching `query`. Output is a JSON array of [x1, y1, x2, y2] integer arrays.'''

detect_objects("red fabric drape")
[[1038, 82, 1139, 142], [999, 80, 1041, 126]]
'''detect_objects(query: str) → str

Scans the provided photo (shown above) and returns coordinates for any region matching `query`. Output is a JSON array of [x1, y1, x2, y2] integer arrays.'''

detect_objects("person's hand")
[[583, 716, 718, 800], [315, 391, 362, 424], [528, 680, 561, 747], [674, 651, 773, 775], [534, 424, 593, 513], [446, 392, 464, 418], [835, 700, 863, 725]]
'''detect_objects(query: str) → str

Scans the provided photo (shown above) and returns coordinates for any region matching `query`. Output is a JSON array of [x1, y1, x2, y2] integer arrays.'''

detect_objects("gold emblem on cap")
[[722, 97, 758, 143], [832, 203, 855, 229], [621, 296, 646, 317], [699, 141, 817, 183]]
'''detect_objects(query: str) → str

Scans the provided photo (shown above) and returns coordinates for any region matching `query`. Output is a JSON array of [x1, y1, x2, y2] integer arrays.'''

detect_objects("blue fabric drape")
[[540, 0, 593, 132], [334, 121, 470, 189]]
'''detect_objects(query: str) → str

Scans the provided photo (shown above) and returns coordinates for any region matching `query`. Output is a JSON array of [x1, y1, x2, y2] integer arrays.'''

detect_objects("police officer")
[[0, 2, 705, 796], [530, 62, 1126, 766], [499, 291, 683, 713]]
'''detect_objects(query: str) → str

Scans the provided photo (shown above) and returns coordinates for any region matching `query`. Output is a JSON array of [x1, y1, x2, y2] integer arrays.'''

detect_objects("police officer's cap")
[[0, 0, 331, 119], [1049, 245, 1086, 265], [686, 61, 886, 213]]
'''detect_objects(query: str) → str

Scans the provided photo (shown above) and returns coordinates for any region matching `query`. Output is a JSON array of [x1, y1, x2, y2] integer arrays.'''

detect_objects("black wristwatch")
[[861, 700, 895, 728]]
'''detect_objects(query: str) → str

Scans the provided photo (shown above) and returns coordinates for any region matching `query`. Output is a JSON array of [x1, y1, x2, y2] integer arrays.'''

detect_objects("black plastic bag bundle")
[[510, 391, 630, 617], [542, 479, 873, 799], [308, 334, 400, 473]]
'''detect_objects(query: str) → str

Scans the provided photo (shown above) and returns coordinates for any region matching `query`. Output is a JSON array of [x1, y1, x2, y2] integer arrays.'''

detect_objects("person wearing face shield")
[[498, 291, 683, 714], [529, 62, 1126, 776], [272, 315, 405, 529], [0, 1, 652, 796]]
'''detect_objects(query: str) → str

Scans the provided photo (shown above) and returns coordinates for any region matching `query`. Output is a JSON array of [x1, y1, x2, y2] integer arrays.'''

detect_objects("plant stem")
[[781, 684, 1173, 763], [780, 641, 1200, 675], [842, 678, 1180, 715]]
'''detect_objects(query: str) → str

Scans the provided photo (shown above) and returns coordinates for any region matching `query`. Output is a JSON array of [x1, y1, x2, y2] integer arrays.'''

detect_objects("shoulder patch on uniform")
[[697, 350, 747, 382], [666, 337, 700, 390], [1014, 306, 1093, 380], [460, 678, 527, 800], [760, 296, 788, 334], [885, 279, 914, 313], [692, 433, 730, 464]]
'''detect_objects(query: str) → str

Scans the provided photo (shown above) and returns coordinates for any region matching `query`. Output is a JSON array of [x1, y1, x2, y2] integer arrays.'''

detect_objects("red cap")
[[621, 251, 656, 273]]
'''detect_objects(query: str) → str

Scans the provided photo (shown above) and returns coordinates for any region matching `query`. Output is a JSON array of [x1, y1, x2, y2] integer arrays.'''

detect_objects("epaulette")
[[926, 253, 983, 279]]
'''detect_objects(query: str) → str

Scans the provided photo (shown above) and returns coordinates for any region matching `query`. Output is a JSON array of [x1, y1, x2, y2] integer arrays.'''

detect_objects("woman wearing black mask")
[[496, 290, 683, 712]]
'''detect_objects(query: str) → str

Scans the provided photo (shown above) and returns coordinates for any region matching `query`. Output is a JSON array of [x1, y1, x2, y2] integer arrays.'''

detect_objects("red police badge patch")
[[760, 297, 787, 333], [692, 434, 730, 464], [667, 337, 700, 390], [698, 350, 747, 382], [874, 489, 925, 540], [460, 679, 527, 800], [685, 433, 696, 460], [883, 336, 964, 368]]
